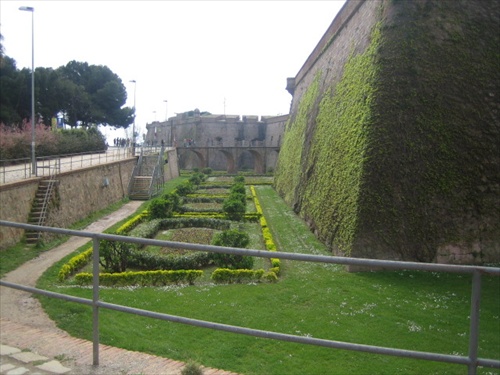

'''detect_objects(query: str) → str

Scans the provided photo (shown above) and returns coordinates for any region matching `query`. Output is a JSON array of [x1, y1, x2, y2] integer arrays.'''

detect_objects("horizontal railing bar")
[[0, 280, 93, 307], [2, 280, 498, 369], [1, 220, 499, 276]]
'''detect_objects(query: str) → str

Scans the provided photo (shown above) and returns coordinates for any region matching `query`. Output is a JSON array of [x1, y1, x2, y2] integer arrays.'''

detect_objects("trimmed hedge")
[[129, 217, 232, 242], [58, 247, 93, 281], [211, 268, 264, 284], [116, 212, 149, 235], [128, 250, 214, 271], [75, 269, 203, 286], [251, 186, 281, 272]]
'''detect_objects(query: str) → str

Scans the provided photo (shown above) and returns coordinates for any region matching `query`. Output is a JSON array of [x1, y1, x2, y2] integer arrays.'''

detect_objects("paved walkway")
[[0, 148, 133, 185], [0, 201, 238, 375]]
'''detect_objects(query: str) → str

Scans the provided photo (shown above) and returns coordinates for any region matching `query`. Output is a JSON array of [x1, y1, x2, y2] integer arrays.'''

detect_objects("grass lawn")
[[34, 181, 500, 375]]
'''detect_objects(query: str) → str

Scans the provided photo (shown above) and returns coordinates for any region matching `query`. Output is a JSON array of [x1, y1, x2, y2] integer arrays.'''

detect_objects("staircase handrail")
[[127, 148, 143, 195], [146, 147, 165, 198], [37, 159, 59, 226]]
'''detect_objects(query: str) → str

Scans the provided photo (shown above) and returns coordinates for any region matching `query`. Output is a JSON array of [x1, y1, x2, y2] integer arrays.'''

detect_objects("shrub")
[[148, 198, 174, 220], [201, 167, 212, 175], [0, 124, 106, 160], [99, 240, 133, 273], [176, 181, 195, 196], [222, 198, 246, 221], [230, 183, 246, 195], [161, 192, 182, 213], [234, 175, 245, 184], [181, 360, 204, 375], [211, 229, 253, 269], [188, 173, 204, 186]]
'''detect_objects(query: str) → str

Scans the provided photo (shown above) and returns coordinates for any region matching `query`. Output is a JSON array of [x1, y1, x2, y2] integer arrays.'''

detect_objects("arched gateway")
[[176, 146, 279, 174]]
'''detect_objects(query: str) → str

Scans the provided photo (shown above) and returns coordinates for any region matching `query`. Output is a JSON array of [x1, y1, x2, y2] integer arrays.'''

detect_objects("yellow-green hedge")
[[58, 247, 93, 281], [75, 269, 203, 286], [250, 186, 281, 271], [116, 211, 149, 235]]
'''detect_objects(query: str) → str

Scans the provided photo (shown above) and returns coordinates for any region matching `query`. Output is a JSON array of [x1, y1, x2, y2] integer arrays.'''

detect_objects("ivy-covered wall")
[[274, 0, 500, 264]]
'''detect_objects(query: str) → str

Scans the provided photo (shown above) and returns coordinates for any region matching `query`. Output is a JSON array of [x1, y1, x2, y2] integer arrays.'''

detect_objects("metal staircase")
[[26, 177, 58, 244], [128, 147, 165, 200], [26, 160, 60, 244]]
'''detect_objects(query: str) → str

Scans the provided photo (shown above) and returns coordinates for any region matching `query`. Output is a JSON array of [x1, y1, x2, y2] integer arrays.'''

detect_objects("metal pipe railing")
[[0, 220, 499, 373], [0, 148, 133, 184]]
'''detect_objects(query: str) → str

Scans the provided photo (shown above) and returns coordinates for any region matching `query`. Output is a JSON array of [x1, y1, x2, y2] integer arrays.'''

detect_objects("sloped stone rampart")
[[275, 0, 500, 265]]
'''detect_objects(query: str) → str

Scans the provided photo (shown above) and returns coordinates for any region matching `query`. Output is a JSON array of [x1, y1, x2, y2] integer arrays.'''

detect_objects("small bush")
[[201, 167, 212, 175], [211, 229, 253, 269], [188, 173, 205, 186], [161, 192, 182, 213], [233, 175, 245, 184], [176, 181, 195, 196], [181, 360, 204, 375], [230, 183, 246, 195], [148, 198, 174, 220], [222, 198, 246, 221], [99, 240, 133, 273]]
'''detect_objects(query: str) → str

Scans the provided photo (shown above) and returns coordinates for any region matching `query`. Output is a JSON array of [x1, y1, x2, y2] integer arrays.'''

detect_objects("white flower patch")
[[407, 320, 422, 332], [338, 301, 377, 317]]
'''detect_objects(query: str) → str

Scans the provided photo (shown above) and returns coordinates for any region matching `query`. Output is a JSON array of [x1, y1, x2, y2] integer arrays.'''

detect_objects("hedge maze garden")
[[58, 171, 280, 287]]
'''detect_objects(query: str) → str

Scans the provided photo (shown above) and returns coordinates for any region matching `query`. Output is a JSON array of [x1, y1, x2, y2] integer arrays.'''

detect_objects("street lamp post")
[[19, 6, 36, 175], [129, 80, 136, 153]]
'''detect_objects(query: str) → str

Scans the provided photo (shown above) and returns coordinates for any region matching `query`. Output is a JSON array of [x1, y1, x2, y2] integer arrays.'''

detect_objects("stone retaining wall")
[[0, 159, 136, 249]]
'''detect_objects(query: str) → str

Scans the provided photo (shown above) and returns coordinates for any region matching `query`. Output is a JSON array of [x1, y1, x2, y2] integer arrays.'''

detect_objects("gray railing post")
[[92, 237, 100, 366], [468, 270, 482, 375]]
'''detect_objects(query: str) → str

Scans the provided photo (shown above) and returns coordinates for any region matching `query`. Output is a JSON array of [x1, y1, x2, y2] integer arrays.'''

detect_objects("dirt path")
[[0, 200, 143, 330]]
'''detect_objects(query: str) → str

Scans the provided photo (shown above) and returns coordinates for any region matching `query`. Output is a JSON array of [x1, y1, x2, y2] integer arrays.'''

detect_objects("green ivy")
[[274, 72, 321, 205]]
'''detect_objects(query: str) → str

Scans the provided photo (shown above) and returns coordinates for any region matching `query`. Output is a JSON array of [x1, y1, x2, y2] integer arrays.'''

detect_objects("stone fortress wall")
[[144, 110, 288, 171], [275, 0, 500, 265]]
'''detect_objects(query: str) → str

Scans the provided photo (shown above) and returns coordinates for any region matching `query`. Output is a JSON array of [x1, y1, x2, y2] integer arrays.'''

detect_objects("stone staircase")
[[26, 178, 58, 244]]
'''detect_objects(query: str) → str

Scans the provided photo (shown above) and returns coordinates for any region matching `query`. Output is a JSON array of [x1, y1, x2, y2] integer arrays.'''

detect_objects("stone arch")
[[178, 149, 207, 169], [217, 149, 236, 173], [245, 149, 265, 174]]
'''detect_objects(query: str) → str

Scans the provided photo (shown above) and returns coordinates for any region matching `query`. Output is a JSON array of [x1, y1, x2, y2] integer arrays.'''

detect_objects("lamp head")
[[19, 6, 34, 12]]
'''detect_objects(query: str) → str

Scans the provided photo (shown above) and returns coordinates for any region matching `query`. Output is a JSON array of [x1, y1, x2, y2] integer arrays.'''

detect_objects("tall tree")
[[57, 61, 134, 128], [0, 55, 24, 125]]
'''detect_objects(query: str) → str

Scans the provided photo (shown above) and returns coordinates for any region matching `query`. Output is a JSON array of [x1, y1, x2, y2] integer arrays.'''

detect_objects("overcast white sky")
[[1, 0, 346, 142]]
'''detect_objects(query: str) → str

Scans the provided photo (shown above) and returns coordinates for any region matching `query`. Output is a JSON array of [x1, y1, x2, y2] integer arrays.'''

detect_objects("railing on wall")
[[36, 160, 60, 226], [0, 220, 498, 374], [0, 148, 134, 185]]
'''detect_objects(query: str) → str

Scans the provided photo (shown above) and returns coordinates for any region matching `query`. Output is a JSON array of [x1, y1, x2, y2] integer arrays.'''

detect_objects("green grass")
[[15, 180, 500, 374]]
